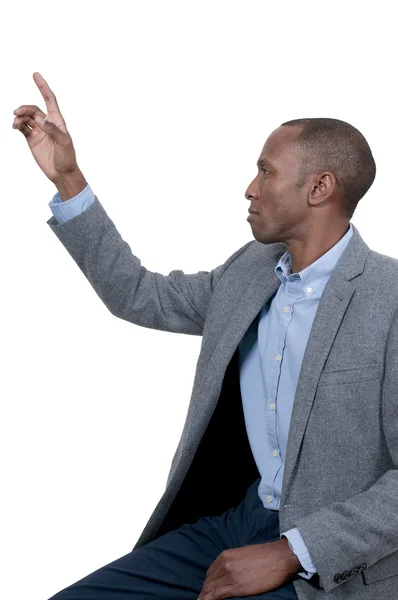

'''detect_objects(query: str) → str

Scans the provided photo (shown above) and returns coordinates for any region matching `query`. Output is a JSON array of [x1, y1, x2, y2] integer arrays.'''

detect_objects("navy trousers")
[[48, 477, 299, 599]]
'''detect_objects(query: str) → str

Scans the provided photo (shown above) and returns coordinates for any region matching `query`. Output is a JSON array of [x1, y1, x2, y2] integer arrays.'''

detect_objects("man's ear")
[[308, 172, 336, 206]]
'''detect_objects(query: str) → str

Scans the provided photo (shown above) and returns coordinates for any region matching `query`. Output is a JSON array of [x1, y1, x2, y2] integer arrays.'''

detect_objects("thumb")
[[34, 115, 66, 141]]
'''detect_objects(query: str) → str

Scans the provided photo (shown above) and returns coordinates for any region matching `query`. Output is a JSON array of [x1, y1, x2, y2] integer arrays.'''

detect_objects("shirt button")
[[272, 450, 279, 457], [306, 287, 312, 293], [270, 403, 276, 410], [283, 305, 290, 313], [276, 354, 281, 361], [266, 495, 273, 503]]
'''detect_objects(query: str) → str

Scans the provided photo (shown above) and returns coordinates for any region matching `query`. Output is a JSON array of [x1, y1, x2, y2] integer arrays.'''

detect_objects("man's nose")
[[245, 177, 259, 201]]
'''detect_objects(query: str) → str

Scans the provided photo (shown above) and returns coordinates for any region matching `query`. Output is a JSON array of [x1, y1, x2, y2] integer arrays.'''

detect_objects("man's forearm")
[[55, 168, 88, 202]]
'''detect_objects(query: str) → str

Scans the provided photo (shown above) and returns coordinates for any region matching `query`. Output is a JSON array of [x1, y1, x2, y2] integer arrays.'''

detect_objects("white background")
[[1, 1, 397, 598]]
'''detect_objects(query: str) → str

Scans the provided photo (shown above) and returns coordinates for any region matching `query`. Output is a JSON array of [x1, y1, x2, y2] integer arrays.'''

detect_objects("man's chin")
[[249, 223, 263, 238], [251, 230, 267, 244], [251, 227, 278, 246]]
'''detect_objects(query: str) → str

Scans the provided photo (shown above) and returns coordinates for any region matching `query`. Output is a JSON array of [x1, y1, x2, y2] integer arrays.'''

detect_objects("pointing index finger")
[[32, 72, 62, 116]]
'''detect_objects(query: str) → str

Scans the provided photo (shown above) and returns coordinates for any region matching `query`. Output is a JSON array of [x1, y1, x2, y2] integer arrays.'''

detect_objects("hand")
[[12, 72, 81, 185], [197, 538, 301, 600]]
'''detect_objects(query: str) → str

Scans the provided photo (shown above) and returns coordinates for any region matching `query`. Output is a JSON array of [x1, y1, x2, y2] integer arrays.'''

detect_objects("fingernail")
[[35, 116, 45, 125]]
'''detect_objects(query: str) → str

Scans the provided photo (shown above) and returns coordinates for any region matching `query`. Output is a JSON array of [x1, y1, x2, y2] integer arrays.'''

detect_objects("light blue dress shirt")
[[48, 185, 353, 579]]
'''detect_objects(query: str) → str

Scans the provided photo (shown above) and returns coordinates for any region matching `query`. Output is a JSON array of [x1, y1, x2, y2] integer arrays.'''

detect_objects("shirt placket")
[[265, 275, 303, 507]]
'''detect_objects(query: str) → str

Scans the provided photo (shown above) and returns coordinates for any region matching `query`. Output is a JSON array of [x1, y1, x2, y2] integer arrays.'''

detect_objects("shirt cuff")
[[48, 183, 95, 224], [280, 527, 317, 579]]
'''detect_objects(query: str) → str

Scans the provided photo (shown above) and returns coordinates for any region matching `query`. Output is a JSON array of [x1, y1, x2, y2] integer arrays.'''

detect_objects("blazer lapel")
[[187, 242, 286, 437], [280, 224, 371, 504]]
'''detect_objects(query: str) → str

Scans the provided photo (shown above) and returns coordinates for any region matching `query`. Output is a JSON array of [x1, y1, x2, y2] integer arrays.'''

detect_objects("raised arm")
[[13, 72, 252, 335]]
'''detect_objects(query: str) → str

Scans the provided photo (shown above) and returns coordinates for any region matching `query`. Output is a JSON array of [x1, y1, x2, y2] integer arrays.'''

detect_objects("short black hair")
[[280, 118, 376, 219]]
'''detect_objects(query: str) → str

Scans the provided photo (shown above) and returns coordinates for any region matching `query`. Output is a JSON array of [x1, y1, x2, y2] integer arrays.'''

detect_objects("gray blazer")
[[47, 196, 398, 600]]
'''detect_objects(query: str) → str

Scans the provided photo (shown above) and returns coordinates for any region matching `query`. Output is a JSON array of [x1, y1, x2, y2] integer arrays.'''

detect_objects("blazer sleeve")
[[46, 194, 253, 335], [292, 306, 398, 593]]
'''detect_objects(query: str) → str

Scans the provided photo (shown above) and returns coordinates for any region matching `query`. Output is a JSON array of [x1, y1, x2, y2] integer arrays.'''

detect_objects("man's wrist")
[[54, 168, 88, 202], [278, 537, 302, 574]]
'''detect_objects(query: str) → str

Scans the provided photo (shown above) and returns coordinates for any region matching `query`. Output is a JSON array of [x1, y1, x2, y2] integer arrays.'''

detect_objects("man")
[[13, 72, 398, 600]]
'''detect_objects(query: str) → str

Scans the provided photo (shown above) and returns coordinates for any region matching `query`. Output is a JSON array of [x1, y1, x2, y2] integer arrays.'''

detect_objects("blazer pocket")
[[362, 550, 398, 585], [317, 363, 381, 387]]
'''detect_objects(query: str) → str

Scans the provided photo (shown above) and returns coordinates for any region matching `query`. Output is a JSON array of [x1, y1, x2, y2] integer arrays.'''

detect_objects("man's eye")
[[262, 168, 270, 174]]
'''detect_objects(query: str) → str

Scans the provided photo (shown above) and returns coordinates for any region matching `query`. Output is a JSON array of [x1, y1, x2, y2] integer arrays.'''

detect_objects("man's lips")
[[247, 208, 260, 222]]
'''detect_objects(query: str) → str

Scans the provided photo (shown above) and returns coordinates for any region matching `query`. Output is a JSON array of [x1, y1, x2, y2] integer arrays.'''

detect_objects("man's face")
[[245, 125, 308, 244]]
